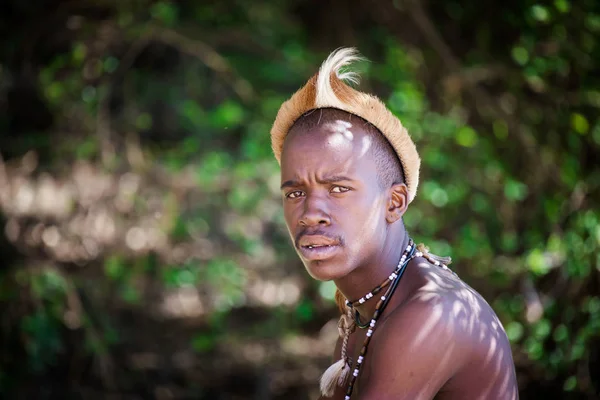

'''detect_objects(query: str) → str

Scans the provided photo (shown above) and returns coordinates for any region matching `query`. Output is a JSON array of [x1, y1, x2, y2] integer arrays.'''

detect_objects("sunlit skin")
[[280, 119, 519, 399]]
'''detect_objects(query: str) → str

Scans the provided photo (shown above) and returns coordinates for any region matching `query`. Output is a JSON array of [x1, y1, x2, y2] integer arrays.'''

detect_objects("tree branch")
[[403, 0, 553, 182], [96, 24, 256, 166], [149, 25, 255, 103]]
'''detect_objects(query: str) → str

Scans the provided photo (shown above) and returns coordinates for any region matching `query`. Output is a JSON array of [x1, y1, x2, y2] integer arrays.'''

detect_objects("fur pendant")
[[320, 358, 351, 397]]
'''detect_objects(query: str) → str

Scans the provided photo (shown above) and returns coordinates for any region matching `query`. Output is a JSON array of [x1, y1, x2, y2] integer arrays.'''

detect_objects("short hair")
[[287, 108, 405, 189]]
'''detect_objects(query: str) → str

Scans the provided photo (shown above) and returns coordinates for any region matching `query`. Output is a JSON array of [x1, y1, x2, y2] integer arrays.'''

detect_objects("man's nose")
[[299, 196, 331, 227]]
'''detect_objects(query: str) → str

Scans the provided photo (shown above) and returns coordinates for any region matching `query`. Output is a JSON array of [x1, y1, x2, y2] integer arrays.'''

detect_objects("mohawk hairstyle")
[[270, 47, 421, 203]]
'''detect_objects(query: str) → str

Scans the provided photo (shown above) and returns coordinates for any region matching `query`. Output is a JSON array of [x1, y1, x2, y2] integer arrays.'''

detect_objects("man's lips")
[[296, 234, 341, 261], [297, 235, 339, 248]]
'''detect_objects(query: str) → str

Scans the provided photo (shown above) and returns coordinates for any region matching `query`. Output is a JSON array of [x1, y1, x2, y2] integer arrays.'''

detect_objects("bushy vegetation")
[[0, 0, 598, 398]]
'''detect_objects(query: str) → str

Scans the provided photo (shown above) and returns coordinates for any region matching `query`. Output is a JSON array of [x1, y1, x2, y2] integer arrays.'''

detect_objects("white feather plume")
[[320, 358, 350, 397], [315, 47, 365, 107]]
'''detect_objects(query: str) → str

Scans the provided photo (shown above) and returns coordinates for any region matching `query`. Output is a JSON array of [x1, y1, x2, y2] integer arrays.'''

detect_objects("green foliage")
[[1, 0, 599, 397]]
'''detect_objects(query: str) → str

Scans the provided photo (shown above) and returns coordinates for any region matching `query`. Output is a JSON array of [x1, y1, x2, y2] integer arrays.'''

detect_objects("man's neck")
[[334, 232, 410, 320]]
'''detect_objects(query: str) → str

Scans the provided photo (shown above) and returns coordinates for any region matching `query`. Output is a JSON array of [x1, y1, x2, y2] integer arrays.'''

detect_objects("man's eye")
[[331, 186, 350, 193], [286, 190, 304, 199]]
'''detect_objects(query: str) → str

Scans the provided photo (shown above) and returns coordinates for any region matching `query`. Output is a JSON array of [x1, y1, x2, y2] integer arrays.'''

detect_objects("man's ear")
[[386, 183, 409, 223]]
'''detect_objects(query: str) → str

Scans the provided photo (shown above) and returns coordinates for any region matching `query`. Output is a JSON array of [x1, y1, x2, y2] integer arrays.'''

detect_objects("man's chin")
[[303, 259, 348, 282]]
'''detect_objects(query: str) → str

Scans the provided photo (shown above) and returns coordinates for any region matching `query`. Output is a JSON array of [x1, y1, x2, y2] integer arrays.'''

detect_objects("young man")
[[270, 48, 518, 399]]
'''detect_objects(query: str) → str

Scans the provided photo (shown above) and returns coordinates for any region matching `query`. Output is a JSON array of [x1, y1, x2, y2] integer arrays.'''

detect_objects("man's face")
[[280, 120, 390, 281]]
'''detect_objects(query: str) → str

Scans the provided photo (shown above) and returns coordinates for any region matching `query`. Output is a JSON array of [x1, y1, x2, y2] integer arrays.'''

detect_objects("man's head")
[[270, 48, 420, 281], [280, 108, 409, 281]]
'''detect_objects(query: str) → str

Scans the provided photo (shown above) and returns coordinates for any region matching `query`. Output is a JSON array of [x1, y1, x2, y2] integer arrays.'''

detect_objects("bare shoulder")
[[406, 257, 508, 347], [364, 258, 518, 399]]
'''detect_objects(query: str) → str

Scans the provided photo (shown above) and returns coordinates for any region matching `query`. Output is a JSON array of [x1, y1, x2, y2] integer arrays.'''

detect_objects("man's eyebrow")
[[280, 179, 300, 190], [280, 175, 354, 190], [318, 175, 354, 184]]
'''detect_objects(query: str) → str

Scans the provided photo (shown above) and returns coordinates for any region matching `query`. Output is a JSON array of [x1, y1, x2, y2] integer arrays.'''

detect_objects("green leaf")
[[192, 334, 215, 353], [180, 100, 206, 130], [136, 113, 153, 131], [104, 256, 125, 280], [526, 249, 549, 275], [571, 113, 589, 135], [585, 14, 600, 32], [512, 47, 529, 65], [72, 42, 87, 64], [525, 337, 543, 360], [586, 297, 600, 314], [531, 5, 550, 22], [504, 179, 528, 201], [196, 151, 233, 187], [493, 119, 509, 140], [501, 231, 518, 252], [553, 324, 569, 342], [103, 56, 119, 73], [81, 86, 96, 103], [45, 82, 64, 102], [505, 321, 524, 342], [210, 101, 245, 128], [120, 285, 140, 304], [554, 0, 570, 13], [430, 188, 449, 208], [455, 126, 478, 147], [563, 376, 577, 391], [150, 2, 179, 26], [295, 300, 314, 321], [533, 319, 551, 339]]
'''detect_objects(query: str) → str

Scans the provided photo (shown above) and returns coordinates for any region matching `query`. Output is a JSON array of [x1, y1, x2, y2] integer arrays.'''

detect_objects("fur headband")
[[270, 47, 421, 203]]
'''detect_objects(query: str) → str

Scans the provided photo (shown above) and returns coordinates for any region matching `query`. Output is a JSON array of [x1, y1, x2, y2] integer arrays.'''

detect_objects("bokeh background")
[[0, 0, 599, 399]]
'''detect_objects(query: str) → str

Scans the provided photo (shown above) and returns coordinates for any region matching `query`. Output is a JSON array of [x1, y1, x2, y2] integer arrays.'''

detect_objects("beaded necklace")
[[345, 239, 415, 328], [343, 241, 416, 399], [345, 239, 414, 309], [319, 240, 457, 399], [319, 240, 415, 397]]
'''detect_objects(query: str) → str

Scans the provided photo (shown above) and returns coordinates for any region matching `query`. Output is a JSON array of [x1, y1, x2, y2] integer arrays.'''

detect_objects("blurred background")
[[0, 0, 599, 399]]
